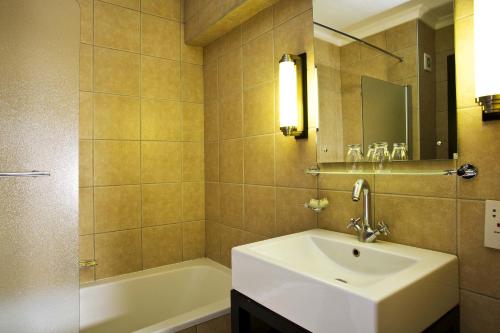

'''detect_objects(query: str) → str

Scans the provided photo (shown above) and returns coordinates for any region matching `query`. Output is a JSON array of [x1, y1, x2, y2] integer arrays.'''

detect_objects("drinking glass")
[[345, 144, 364, 172], [391, 143, 408, 161], [371, 142, 391, 172]]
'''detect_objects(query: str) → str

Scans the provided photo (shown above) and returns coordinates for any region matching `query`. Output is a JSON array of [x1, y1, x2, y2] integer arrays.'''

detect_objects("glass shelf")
[[305, 168, 456, 176]]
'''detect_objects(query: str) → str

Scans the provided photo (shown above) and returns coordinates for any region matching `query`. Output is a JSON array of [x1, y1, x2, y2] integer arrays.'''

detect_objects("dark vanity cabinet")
[[231, 290, 459, 333]]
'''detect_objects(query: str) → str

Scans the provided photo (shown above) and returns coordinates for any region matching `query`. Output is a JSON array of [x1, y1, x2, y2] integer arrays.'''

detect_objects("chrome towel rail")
[[0, 171, 50, 178]]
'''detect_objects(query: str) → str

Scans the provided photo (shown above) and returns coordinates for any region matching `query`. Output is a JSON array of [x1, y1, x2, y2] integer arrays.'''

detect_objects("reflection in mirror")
[[313, 0, 457, 163]]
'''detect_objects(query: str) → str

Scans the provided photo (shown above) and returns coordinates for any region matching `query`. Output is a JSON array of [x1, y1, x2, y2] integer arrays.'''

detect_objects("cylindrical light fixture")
[[279, 53, 308, 138], [474, 0, 500, 120]]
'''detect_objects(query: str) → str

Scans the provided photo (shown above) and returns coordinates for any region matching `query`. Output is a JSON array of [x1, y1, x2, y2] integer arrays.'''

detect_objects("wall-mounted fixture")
[[475, 0, 500, 120], [279, 53, 308, 138]]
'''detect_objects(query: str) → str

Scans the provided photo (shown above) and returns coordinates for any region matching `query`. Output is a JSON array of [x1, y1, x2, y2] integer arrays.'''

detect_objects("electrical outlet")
[[485, 200, 500, 250]]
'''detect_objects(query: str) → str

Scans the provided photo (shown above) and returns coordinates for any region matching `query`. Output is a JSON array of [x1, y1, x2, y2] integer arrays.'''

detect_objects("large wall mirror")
[[313, 0, 457, 163]]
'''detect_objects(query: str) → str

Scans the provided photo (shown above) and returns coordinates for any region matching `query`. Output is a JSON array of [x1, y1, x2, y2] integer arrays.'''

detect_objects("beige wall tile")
[[242, 7, 273, 43], [219, 91, 243, 139], [387, 46, 417, 82], [80, 92, 93, 140], [182, 181, 205, 221], [79, 187, 94, 235], [141, 56, 180, 99], [94, 185, 141, 233], [275, 129, 317, 189], [80, 0, 93, 43], [95, 229, 142, 279], [141, 141, 182, 183], [204, 62, 218, 102], [94, 93, 140, 140], [386, 20, 417, 52], [94, 140, 140, 186], [318, 168, 374, 192], [205, 182, 220, 221], [205, 142, 219, 182], [244, 135, 274, 186], [220, 183, 244, 228], [374, 194, 457, 254], [80, 43, 93, 92], [94, 1, 140, 52], [243, 81, 275, 136], [181, 62, 204, 103], [141, 13, 180, 60], [183, 142, 204, 181], [181, 25, 204, 65], [219, 139, 243, 183], [142, 183, 182, 226], [218, 48, 242, 99], [454, 15, 476, 109], [101, 0, 139, 10], [141, 99, 181, 141], [276, 187, 317, 236], [273, 9, 313, 71], [318, 190, 363, 235], [244, 185, 275, 236], [243, 31, 274, 88], [182, 102, 204, 141], [142, 224, 182, 269], [374, 174, 456, 198], [183, 220, 205, 260], [459, 200, 500, 299], [458, 107, 500, 201], [80, 140, 93, 187], [273, 0, 311, 27], [204, 100, 219, 142], [94, 47, 140, 96], [142, 0, 180, 20], [460, 290, 500, 333], [206, 221, 222, 261], [197, 314, 231, 333], [79, 234, 95, 283], [220, 225, 264, 267]]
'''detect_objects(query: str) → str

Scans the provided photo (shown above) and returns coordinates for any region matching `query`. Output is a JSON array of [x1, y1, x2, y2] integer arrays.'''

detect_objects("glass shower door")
[[0, 0, 80, 331]]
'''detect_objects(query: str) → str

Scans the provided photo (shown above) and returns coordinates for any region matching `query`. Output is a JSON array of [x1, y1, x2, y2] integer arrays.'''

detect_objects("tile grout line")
[[139, 5, 144, 272]]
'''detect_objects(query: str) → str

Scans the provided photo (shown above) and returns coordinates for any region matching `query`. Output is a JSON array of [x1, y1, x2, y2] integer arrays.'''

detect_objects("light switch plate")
[[485, 200, 500, 249], [423, 53, 432, 72]]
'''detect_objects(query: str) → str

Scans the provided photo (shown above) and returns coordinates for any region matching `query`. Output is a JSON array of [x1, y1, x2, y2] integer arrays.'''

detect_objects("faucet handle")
[[347, 217, 361, 229], [377, 221, 390, 236]]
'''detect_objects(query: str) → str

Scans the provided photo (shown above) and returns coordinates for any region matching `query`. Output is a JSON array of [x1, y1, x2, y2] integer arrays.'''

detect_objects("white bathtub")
[[80, 258, 232, 333]]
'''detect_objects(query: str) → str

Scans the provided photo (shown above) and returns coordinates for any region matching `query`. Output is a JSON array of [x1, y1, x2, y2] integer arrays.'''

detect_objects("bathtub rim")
[[80, 258, 231, 289]]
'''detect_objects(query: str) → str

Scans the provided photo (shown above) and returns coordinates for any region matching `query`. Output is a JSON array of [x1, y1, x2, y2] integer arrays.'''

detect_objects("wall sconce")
[[279, 53, 308, 138], [475, 0, 500, 120]]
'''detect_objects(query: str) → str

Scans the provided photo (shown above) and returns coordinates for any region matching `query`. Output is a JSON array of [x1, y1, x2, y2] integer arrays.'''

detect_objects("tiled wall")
[[203, 0, 318, 267], [454, 0, 500, 330], [78, 0, 205, 282]]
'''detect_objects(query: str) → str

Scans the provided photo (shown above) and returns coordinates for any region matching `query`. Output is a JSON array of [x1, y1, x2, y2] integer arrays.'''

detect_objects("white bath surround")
[[80, 259, 231, 333]]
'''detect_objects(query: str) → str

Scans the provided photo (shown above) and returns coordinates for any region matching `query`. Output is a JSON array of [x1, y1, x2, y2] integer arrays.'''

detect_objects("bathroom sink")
[[232, 229, 458, 333]]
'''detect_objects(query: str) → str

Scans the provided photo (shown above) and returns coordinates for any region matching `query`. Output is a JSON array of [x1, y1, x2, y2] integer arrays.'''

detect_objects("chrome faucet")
[[347, 179, 390, 242]]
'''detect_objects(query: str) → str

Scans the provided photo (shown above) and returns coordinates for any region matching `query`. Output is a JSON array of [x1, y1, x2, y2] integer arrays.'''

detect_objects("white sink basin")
[[232, 229, 458, 333]]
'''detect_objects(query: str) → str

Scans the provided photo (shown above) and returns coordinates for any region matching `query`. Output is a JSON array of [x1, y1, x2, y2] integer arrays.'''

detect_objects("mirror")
[[313, 0, 457, 163]]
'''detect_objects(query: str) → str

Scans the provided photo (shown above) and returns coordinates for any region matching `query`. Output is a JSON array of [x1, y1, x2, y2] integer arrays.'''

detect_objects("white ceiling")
[[314, 0, 454, 46]]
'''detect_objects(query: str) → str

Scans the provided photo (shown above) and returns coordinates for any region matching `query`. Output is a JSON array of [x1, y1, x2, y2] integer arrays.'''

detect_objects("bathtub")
[[80, 258, 232, 333]]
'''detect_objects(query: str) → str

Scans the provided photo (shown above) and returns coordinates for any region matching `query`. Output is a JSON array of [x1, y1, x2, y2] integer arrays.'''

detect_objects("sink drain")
[[352, 248, 360, 257], [335, 278, 348, 284]]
